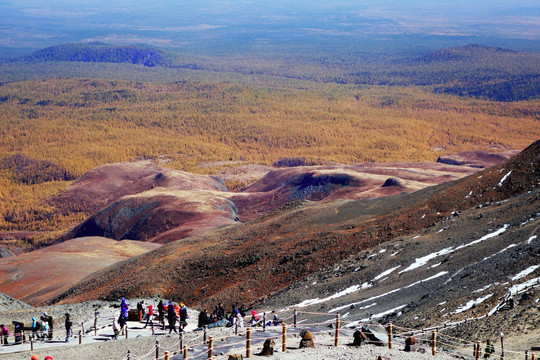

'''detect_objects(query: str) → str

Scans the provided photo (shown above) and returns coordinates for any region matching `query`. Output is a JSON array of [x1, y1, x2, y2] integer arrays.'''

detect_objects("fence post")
[[180, 332, 183, 354], [30, 338, 33, 351], [501, 332, 505, 360], [530, 354, 535, 360], [525, 350, 528, 360], [204, 326, 208, 344], [388, 322, 393, 350], [235, 321, 238, 335], [334, 313, 340, 347], [431, 330, 436, 356], [183, 344, 188, 359], [152, 322, 155, 335], [246, 327, 251, 358], [155, 340, 159, 360], [127, 349, 131, 360], [94, 311, 98, 336], [282, 323, 287, 353], [81, 322, 85, 334], [263, 313, 266, 332], [79, 330, 82, 345], [208, 336, 214, 360], [294, 309, 297, 328], [475, 341, 480, 360], [165, 351, 170, 360]]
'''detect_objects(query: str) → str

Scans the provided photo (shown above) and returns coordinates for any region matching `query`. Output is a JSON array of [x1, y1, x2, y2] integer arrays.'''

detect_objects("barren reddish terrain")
[[49, 141, 538, 313], [55, 150, 513, 245], [0, 237, 160, 305]]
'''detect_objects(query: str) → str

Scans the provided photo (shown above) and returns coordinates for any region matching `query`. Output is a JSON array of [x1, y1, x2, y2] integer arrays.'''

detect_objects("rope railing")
[[6, 309, 537, 360]]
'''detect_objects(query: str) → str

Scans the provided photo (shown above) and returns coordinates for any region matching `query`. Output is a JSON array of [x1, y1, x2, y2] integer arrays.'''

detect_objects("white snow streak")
[[509, 277, 540, 296], [295, 282, 372, 308], [398, 225, 509, 274], [454, 224, 509, 251], [330, 271, 448, 313], [372, 265, 401, 282], [359, 304, 407, 322], [452, 294, 493, 314], [511, 265, 540, 281], [399, 247, 453, 273], [498, 170, 512, 186], [528, 235, 537, 244]]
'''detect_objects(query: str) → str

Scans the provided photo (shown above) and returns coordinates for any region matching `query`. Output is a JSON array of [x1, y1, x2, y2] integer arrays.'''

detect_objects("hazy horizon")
[[1, 0, 539, 52]]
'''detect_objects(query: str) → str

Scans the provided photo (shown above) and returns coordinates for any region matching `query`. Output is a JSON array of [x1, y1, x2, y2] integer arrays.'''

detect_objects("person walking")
[[144, 304, 154, 328], [167, 300, 178, 334], [65, 313, 72, 342], [120, 298, 129, 322], [0, 324, 9, 345], [157, 300, 165, 329]]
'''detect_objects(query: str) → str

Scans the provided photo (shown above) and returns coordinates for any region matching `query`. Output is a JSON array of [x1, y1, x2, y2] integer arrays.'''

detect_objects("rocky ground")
[[0, 298, 458, 360]]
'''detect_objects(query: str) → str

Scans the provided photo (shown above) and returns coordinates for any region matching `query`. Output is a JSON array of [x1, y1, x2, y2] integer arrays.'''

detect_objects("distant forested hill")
[[4, 42, 538, 102], [22, 43, 166, 67]]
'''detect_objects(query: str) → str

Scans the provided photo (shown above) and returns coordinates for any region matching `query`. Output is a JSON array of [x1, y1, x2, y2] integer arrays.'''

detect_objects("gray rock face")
[[0, 292, 33, 312], [361, 324, 388, 346]]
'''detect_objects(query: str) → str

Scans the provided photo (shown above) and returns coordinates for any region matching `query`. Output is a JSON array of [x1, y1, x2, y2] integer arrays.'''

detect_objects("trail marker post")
[[208, 336, 214, 360], [431, 330, 437, 356], [335, 313, 340, 347], [282, 323, 287, 352], [246, 327, 251, 358], [388, 323, 393, 350], [501, 332, 505, 360]]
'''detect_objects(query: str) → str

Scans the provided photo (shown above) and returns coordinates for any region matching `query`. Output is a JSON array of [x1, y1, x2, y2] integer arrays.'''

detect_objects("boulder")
[[361, 324, 388, 346], [228, 354, 243, 360], [258, 339, 275, 356], [404, 336, 417, 352], [299, 329, 315, 348], [353, 330, 367, 346]]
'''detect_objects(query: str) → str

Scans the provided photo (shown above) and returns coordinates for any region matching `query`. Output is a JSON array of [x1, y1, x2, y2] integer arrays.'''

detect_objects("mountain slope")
[[0, 237, 160, 305], [50, 140, 539, 313]]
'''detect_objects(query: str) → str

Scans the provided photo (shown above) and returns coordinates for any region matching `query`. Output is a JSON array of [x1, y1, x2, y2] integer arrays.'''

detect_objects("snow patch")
[[528, 235, 537, 244], [452, 294, 493, 314], [372, 265, 401, 282], [509, 277, 540, 296], [358, 304, 407, 323], [511, 265, 540, 281], [330, 271, 448, 313], [482, 243, 517, 261], [295, 283, 372, 308], [454, 224, 509, 251], [399, 247, 453, 273], [498, 170, 512, 186]]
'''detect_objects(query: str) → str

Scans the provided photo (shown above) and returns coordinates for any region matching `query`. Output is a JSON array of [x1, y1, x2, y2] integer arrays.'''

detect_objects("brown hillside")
[[49, 140, 539, 308], [0, 237, 160, 306]]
